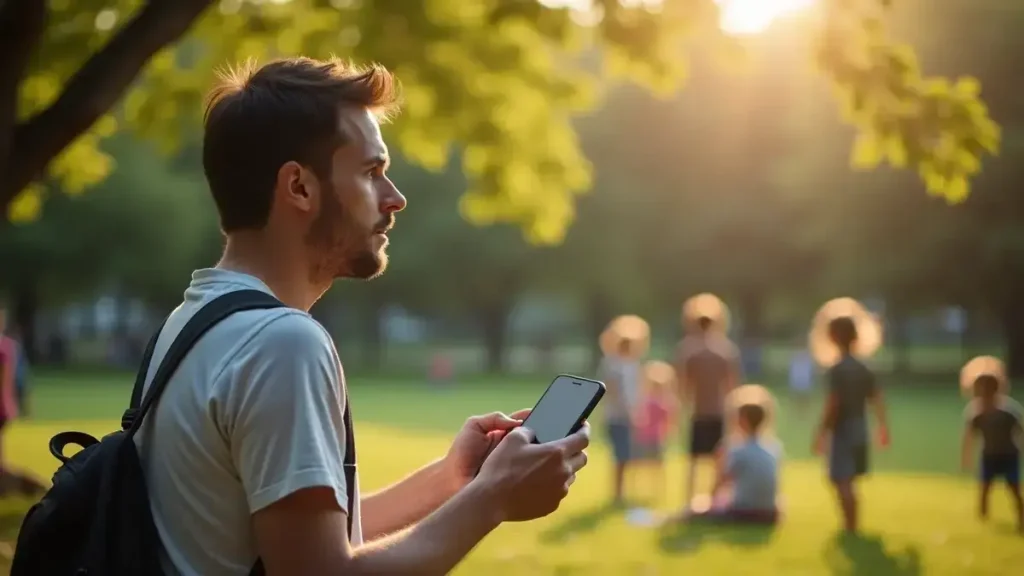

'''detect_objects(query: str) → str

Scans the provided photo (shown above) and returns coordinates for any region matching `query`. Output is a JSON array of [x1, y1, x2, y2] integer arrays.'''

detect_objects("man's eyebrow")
[[364, 152, 390, 169]]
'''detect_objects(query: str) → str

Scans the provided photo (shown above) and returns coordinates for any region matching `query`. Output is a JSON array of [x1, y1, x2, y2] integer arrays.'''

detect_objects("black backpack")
[[11, 290, 358, 575]]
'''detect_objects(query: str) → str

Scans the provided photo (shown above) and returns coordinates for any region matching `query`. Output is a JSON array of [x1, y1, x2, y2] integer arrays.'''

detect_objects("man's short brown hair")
[[202, 57, 401, 232]]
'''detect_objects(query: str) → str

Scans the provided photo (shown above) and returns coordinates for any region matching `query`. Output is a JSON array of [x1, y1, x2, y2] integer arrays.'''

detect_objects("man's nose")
[[380, 178, 406, 213]]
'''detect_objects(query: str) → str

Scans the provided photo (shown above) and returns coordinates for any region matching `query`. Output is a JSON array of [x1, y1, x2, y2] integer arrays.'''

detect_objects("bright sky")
[[717, 0, 817, 35], [538, 0, 817, 36]]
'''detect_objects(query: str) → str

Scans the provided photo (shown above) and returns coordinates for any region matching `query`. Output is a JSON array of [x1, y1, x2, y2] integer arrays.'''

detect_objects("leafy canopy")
[[1, 0, 1000, 244]]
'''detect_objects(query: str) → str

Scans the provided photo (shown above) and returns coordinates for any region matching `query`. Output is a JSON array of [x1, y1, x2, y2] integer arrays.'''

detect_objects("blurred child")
[[0, 309, 19, 475], [598, 335, 642, 505], [428, 351, 454, 387], [688, 391, 781, 524], [959, 357, 1023, 532], [8, 325, 29, 416], [675, 312, 740, 512], [632, 361, 678, 504], [788, 343, 815, 416], [813, 315, 890, 534]]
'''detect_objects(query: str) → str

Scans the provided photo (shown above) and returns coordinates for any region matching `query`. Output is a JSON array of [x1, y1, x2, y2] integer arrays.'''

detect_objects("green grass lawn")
[[2, 372, 1022, 574]]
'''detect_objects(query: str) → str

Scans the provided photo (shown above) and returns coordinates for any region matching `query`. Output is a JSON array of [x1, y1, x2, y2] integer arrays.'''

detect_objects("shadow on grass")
[[994, 521, 1024, 536], [823, 532, 922, 576], [657, 518, 776, 555], [539, 501, 621, 544]]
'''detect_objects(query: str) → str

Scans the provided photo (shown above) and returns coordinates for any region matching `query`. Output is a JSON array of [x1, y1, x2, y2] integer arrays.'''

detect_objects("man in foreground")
[[134, 57, 589, 576]]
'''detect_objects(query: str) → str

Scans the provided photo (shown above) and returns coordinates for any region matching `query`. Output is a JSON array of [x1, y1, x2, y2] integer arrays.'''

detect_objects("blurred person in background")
[[427, 350, 454, 387], [10, 325, 30, 417], [675, 313, 741, 513], [598, 332, 643, 505], [0, 308, 42, 498], [788, 337, 816, 417], [131, 57, 590, 576], [959, 356, 1023, 532], [813, 315, 890, 534], [0, 309, 20, 457], [687, 387, 781, 525], [631, 361, 679, 505]]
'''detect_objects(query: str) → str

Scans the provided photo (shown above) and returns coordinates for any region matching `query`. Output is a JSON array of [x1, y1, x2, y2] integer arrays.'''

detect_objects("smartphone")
[[521, 374, 606, 444]]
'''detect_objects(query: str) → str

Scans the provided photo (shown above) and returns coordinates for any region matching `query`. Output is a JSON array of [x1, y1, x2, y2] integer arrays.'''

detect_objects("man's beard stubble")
[[307, 187, 391, 281]]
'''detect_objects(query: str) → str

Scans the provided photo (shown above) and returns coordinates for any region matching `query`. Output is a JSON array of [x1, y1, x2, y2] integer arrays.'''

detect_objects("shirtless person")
[[674, 315, 741, 510]]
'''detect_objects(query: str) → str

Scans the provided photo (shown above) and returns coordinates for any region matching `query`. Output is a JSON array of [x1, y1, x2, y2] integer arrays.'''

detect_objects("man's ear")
[[277, 161, 318, 214]]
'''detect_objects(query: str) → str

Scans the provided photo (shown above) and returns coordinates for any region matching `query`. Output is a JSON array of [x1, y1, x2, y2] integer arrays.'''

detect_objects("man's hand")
[[442, 409, 531, 492], [474, 423, 590, 523]]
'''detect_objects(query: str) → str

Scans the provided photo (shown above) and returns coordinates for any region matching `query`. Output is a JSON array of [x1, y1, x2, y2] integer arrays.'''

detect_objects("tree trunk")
[[888, 302, 910, 375], [585, 291, 614, 372], [480, 302, 510, 374], [0, 0, 216, 214], [1002, 297, 1024, 379], [12, 280, 40, 363], [736, 288, 765, 379], [362, 299, 386, 373]]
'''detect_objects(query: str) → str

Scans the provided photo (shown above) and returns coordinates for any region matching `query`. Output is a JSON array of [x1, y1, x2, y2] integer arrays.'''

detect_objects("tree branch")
[[0, 0, 48, 195], [0, 0, 215, 213]]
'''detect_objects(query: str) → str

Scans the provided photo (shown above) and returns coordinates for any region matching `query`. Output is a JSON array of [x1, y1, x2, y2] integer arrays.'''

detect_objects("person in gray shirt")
[[813, 316, 890, 534], [136, 57, 592, 576]]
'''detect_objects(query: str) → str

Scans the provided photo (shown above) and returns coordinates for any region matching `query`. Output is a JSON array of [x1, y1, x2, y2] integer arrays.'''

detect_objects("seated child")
[[688, 401, 781, 524], [960, 363, 1023, 532], [632, 361, 678, 503]]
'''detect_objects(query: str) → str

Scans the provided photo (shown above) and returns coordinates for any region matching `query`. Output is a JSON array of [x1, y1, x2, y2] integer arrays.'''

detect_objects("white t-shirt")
[[598, 355, 640, 423], [133, 269, 362, 576]]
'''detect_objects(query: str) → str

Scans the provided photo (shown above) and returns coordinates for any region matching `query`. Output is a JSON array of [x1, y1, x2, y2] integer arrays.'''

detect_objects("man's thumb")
[[505, 425, 536, 445]]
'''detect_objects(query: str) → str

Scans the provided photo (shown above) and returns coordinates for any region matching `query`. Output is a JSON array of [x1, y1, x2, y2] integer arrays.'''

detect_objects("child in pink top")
[[632, 361, 678, 504], [0, 334, 18, 423], [0, 311, 19, 479]]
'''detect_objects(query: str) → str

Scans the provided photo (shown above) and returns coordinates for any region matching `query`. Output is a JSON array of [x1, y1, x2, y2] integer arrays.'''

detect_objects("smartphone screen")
[[522, 375, 605, 443]]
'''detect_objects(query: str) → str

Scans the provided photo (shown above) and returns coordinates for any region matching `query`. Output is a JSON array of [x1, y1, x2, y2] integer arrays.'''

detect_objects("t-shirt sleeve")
[[219, 313, 350, 515], [1002, 397, 1024, 422]]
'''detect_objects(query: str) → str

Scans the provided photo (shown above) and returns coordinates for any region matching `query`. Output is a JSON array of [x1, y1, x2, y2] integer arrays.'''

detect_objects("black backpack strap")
[[121, 289, 285, 438], [342, 393, 357, 534], [121, 318, 169, 429]]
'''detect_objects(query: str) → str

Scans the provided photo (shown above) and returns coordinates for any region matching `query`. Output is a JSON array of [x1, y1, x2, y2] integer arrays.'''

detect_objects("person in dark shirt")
[[960, 361, 1023, 532], [813, 316, 890, 533]]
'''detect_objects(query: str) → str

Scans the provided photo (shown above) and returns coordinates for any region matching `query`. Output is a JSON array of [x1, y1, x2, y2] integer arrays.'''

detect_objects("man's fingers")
[[566, 451, 588, 474], [509, 408, 532, 421], [552, 423, 591, 453], [486, 429, 508, 451], [505, 426, 536, 445], [468, 411, 520, 432]]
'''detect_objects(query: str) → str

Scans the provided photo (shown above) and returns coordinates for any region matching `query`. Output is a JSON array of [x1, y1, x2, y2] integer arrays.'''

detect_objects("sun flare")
[[717, 0, 816, 35]]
